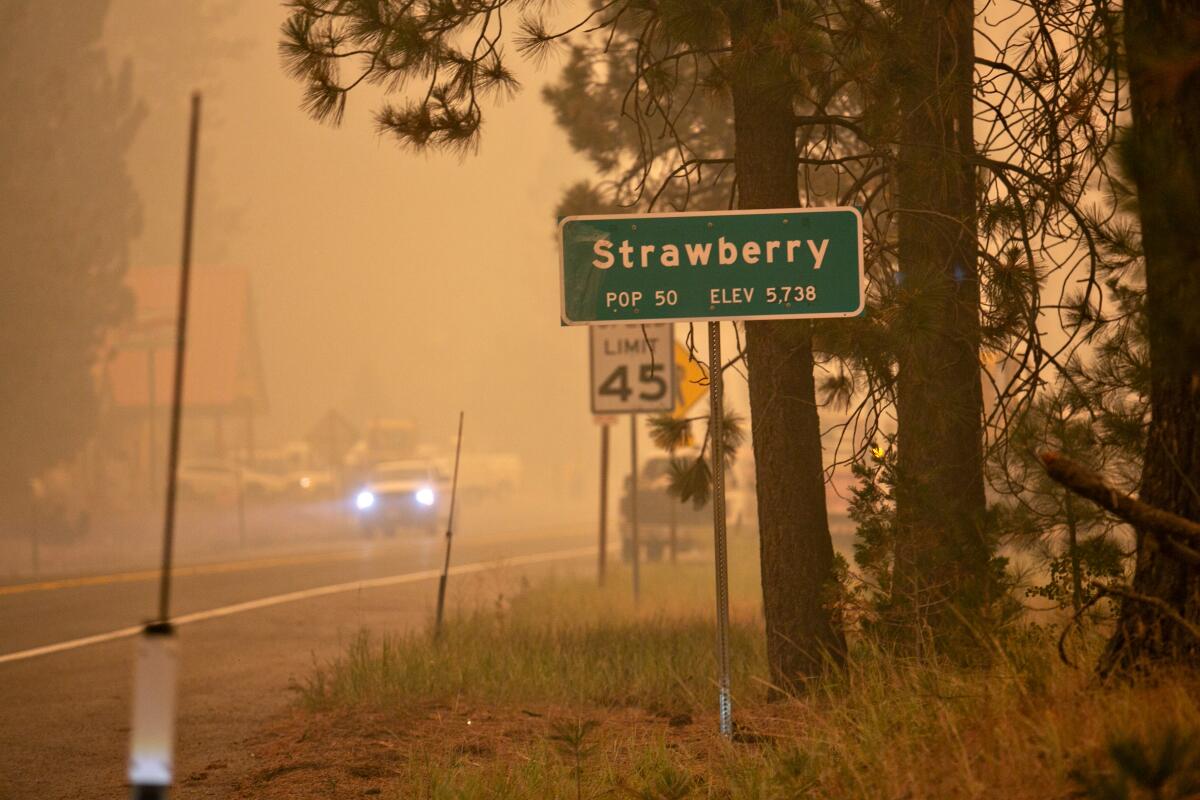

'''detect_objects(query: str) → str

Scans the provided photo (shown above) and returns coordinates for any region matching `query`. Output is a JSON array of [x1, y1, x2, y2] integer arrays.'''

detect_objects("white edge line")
[[0, 547, 594, 666]]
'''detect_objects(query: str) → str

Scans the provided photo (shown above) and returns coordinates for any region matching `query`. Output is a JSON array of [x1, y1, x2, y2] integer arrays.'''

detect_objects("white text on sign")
[[592, 236, 829, 271]]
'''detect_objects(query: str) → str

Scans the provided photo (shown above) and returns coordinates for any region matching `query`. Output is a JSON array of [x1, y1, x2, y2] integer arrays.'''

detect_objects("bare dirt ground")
[[214, 703, 736, 798]]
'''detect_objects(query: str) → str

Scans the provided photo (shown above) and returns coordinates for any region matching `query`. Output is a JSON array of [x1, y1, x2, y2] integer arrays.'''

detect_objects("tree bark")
[[1099, 0, 1200, 673], [890, 0, 992, 643], [729, 4, 846, 691]]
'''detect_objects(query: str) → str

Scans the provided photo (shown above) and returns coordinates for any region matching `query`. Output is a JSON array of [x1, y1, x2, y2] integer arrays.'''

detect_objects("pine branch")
[[1039, 451, 1200, 544]]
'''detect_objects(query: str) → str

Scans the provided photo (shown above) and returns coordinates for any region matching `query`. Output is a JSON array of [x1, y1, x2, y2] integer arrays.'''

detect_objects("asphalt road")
[[0, 520, 594, 799]]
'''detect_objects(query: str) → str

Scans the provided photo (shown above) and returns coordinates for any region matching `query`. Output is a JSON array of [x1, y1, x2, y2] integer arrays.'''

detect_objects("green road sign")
[[559, 207, 864, 325]]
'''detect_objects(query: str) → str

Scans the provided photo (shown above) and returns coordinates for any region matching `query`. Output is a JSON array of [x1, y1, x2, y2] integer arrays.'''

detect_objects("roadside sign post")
[[598, 421, 610, 586], [561, 206, 864, 740], [630, 412, 640, 604], [587, 324, 675, 603], [707, 321, 732, 737]]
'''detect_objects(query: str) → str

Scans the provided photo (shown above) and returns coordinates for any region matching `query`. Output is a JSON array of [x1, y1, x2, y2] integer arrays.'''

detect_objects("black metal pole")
[[598, 423, 610, 586], [157, 92, 201, 625], [434, 411, 465, 636]]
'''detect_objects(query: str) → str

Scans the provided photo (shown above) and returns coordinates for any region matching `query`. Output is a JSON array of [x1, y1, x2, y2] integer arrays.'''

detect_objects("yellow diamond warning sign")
[[672, 342, 707, 420]]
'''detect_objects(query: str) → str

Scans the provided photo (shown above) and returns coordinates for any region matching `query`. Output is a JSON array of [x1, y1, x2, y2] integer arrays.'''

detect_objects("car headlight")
[[299, 476, 313, 489], [355, 489, 376, 510], [415, 487, 436, 507]]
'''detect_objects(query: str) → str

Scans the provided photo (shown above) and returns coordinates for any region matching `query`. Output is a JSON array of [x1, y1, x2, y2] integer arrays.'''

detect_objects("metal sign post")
[[434, 411, 465, 637], [630, 412, 640, 605], [707, 321, 733, 738], [598, 422, 610, 586]]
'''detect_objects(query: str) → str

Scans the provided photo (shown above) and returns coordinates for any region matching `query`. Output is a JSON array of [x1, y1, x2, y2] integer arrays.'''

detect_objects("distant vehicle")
[[619, 456, 710, 561], [352, 459, 441, 536], [176, 460, 287, 503]]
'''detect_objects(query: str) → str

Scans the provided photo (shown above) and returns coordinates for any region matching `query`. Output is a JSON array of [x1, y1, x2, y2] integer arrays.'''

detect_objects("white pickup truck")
[[352, 460, 442, 536]]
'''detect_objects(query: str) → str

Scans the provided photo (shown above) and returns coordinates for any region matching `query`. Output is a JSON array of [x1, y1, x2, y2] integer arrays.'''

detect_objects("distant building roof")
[[102, 265, 267, 414]]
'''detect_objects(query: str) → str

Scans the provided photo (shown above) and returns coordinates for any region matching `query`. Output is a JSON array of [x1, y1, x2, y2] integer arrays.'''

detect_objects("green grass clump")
[[308, 616, 763, 711], [302, 563, 767, 712]]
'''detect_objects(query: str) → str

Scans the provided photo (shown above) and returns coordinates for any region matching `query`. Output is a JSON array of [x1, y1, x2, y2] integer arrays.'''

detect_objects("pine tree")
[[1096, 0, 1200, 672], [0, 1, 141, 526]]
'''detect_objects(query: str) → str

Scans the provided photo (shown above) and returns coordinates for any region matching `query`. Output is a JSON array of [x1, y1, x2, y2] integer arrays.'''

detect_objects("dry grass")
[[273, 543, 1200, 799]]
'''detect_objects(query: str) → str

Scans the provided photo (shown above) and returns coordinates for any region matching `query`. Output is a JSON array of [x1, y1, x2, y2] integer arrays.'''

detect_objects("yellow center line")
[[0, 546, 596, 665], [0, 528, 582, 598], [0, 548, 374, 598]]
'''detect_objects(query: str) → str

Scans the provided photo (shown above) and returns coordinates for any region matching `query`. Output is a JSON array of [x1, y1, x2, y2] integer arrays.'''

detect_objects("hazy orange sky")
[[103, 1, 621, 483]]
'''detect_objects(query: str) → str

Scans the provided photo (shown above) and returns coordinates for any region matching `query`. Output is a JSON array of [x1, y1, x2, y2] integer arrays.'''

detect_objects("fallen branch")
[[1039, 451, 1200, 544]]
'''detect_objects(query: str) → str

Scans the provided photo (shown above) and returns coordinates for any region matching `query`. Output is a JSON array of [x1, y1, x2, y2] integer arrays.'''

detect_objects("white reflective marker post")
[[128, 624, 178, 797], [129, 91, 201, 800]]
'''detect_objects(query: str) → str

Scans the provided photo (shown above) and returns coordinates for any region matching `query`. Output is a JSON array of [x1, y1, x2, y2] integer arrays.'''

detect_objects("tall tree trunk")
[[729, 5, 846, 691], [890, 0, 991, 644], [1100, 0, 1200, 673]]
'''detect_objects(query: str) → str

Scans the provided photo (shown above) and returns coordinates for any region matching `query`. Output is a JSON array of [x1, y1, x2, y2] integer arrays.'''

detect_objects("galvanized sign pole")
[[630, 412, 640, 605], [707, 321, 733, 738], [598, 422, 609, 586]]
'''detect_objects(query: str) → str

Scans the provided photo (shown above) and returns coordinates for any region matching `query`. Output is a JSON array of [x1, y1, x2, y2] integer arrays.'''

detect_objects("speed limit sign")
[[589, 324, 676, 414]]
